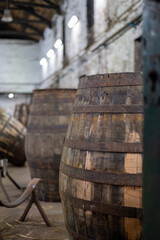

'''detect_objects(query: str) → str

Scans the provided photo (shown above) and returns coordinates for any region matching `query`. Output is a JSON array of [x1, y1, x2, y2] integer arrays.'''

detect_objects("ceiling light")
[[68, 15, 78, 29], [47, 49, 55, 58], [54, 39, 62, 49], [8, 93, 14, 99], [1, 0, 13, 22], [40, 58, 47, 66], [1, 9, 13, 22]]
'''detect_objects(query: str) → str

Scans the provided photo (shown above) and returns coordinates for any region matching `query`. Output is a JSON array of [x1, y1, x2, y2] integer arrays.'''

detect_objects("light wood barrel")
[[25, 89, 76, 202], [59, 72, 143, 240], [0, 109, 26, 166], [14, 104, 29, 127]]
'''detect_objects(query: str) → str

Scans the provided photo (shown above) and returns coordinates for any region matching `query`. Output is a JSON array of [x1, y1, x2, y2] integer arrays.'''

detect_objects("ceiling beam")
[[12, 1, 61, 13], [7, 22, 44, 36], [0, 22, 39, 41], [0, 34, 38, 41], [41, 0, 61, 14], [0, 5, 52, 28], [0, 0, 61, 14], [18, 6, 52, 28], [12, 19, 47, 24], [21, 0, 31, 34], [0, 31, 42, 36]]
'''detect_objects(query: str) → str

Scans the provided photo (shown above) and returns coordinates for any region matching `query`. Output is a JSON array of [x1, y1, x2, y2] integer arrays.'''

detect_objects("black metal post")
[[143, 0, 160, 239]]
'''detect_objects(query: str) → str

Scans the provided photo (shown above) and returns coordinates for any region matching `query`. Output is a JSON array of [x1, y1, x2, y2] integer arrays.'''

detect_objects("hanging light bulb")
[[1, 0, 13, 22]]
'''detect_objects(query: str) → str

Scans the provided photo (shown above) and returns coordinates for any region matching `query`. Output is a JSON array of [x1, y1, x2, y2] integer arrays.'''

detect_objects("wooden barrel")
[[0, 109, 26, 166], [14, 104, 30, 127], [25, 89, 76, 202], [59, 72, 143, 240]]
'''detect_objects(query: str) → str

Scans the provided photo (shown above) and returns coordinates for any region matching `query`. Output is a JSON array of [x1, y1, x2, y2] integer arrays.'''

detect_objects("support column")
[[143, 0, 160, 239]]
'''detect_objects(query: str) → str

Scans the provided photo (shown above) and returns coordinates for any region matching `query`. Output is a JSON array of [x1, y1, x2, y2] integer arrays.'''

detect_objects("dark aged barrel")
[[14, 104, 30, 127], [25, 89, 76, 202], [59, 72, 143, 240], [0, 109, 26, 166]]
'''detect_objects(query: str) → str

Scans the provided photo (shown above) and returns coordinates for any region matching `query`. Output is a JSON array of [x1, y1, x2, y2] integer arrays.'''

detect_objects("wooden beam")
[[0, 34, 38, 42], [0, 31, 42, 36], [9, 22, 44, 36], [41, 0, 61, 14], [12, 1, 61, 12], [0, 0, 61, 14], [0, 5, 52, 27], [12, 19, 46, 24], [0, 23, 39, 41], [0, 21, 43, 36]]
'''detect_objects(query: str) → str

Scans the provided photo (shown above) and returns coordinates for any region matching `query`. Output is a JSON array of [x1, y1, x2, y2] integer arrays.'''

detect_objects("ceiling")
[[0, 0, 62, 42]]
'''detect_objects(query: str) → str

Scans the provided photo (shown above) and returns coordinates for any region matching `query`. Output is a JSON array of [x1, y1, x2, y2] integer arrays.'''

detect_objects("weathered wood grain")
[[59, 72, 143, 240], [0, 109, 26, 166], [25, 89, 76, 202]]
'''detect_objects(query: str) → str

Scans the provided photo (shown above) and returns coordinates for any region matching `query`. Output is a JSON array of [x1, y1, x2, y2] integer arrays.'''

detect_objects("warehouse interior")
[[0, 0, 159, 239], [0, 0, 142, 114]]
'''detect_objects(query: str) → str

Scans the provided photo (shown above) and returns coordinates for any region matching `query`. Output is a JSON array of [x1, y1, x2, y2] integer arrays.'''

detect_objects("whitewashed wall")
[[65, 0, 87, 62], [0, 39, 41, 93], [39, 0, 143, 89], [94, 0, 108, 41]]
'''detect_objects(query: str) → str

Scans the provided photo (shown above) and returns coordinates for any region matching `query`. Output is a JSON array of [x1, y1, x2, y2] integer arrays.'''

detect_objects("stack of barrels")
[[24, 72, 143, 240], [59, 72, 143, 240]]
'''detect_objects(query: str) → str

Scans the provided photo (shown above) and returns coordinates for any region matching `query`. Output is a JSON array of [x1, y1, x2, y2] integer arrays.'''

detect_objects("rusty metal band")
[[78, 74, 143, 89], [72, 105, 143, 114], [0, 115, 12, 135], [33, 98, 75, 104], [64, 139, 143, 153], [28, 160, 60, 170], [60, 162, 143, 187], [27, 125, 68, 134], [66, 224, 91, 240], [60, 190, 142, 219], [29, 110, 71, 116]]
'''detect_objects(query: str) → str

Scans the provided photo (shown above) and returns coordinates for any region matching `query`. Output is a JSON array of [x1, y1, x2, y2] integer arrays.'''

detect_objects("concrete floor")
[[0, 163, 68, 240]]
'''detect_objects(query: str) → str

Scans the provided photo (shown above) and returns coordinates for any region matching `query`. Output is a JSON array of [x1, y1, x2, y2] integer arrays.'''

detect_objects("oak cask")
[[59, 73, 143, 240], [14, 104, 29, 127], [0, 109, 26, 166], [25, 89, 76, 202]]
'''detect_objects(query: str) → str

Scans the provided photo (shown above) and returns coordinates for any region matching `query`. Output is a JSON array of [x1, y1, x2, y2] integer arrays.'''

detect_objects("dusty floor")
[[0, 163, 68, 240]]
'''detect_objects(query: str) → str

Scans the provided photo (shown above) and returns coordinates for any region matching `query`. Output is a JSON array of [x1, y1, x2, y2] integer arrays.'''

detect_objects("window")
[[134, 37, 142, 72], [87, 0, 94, 47]]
